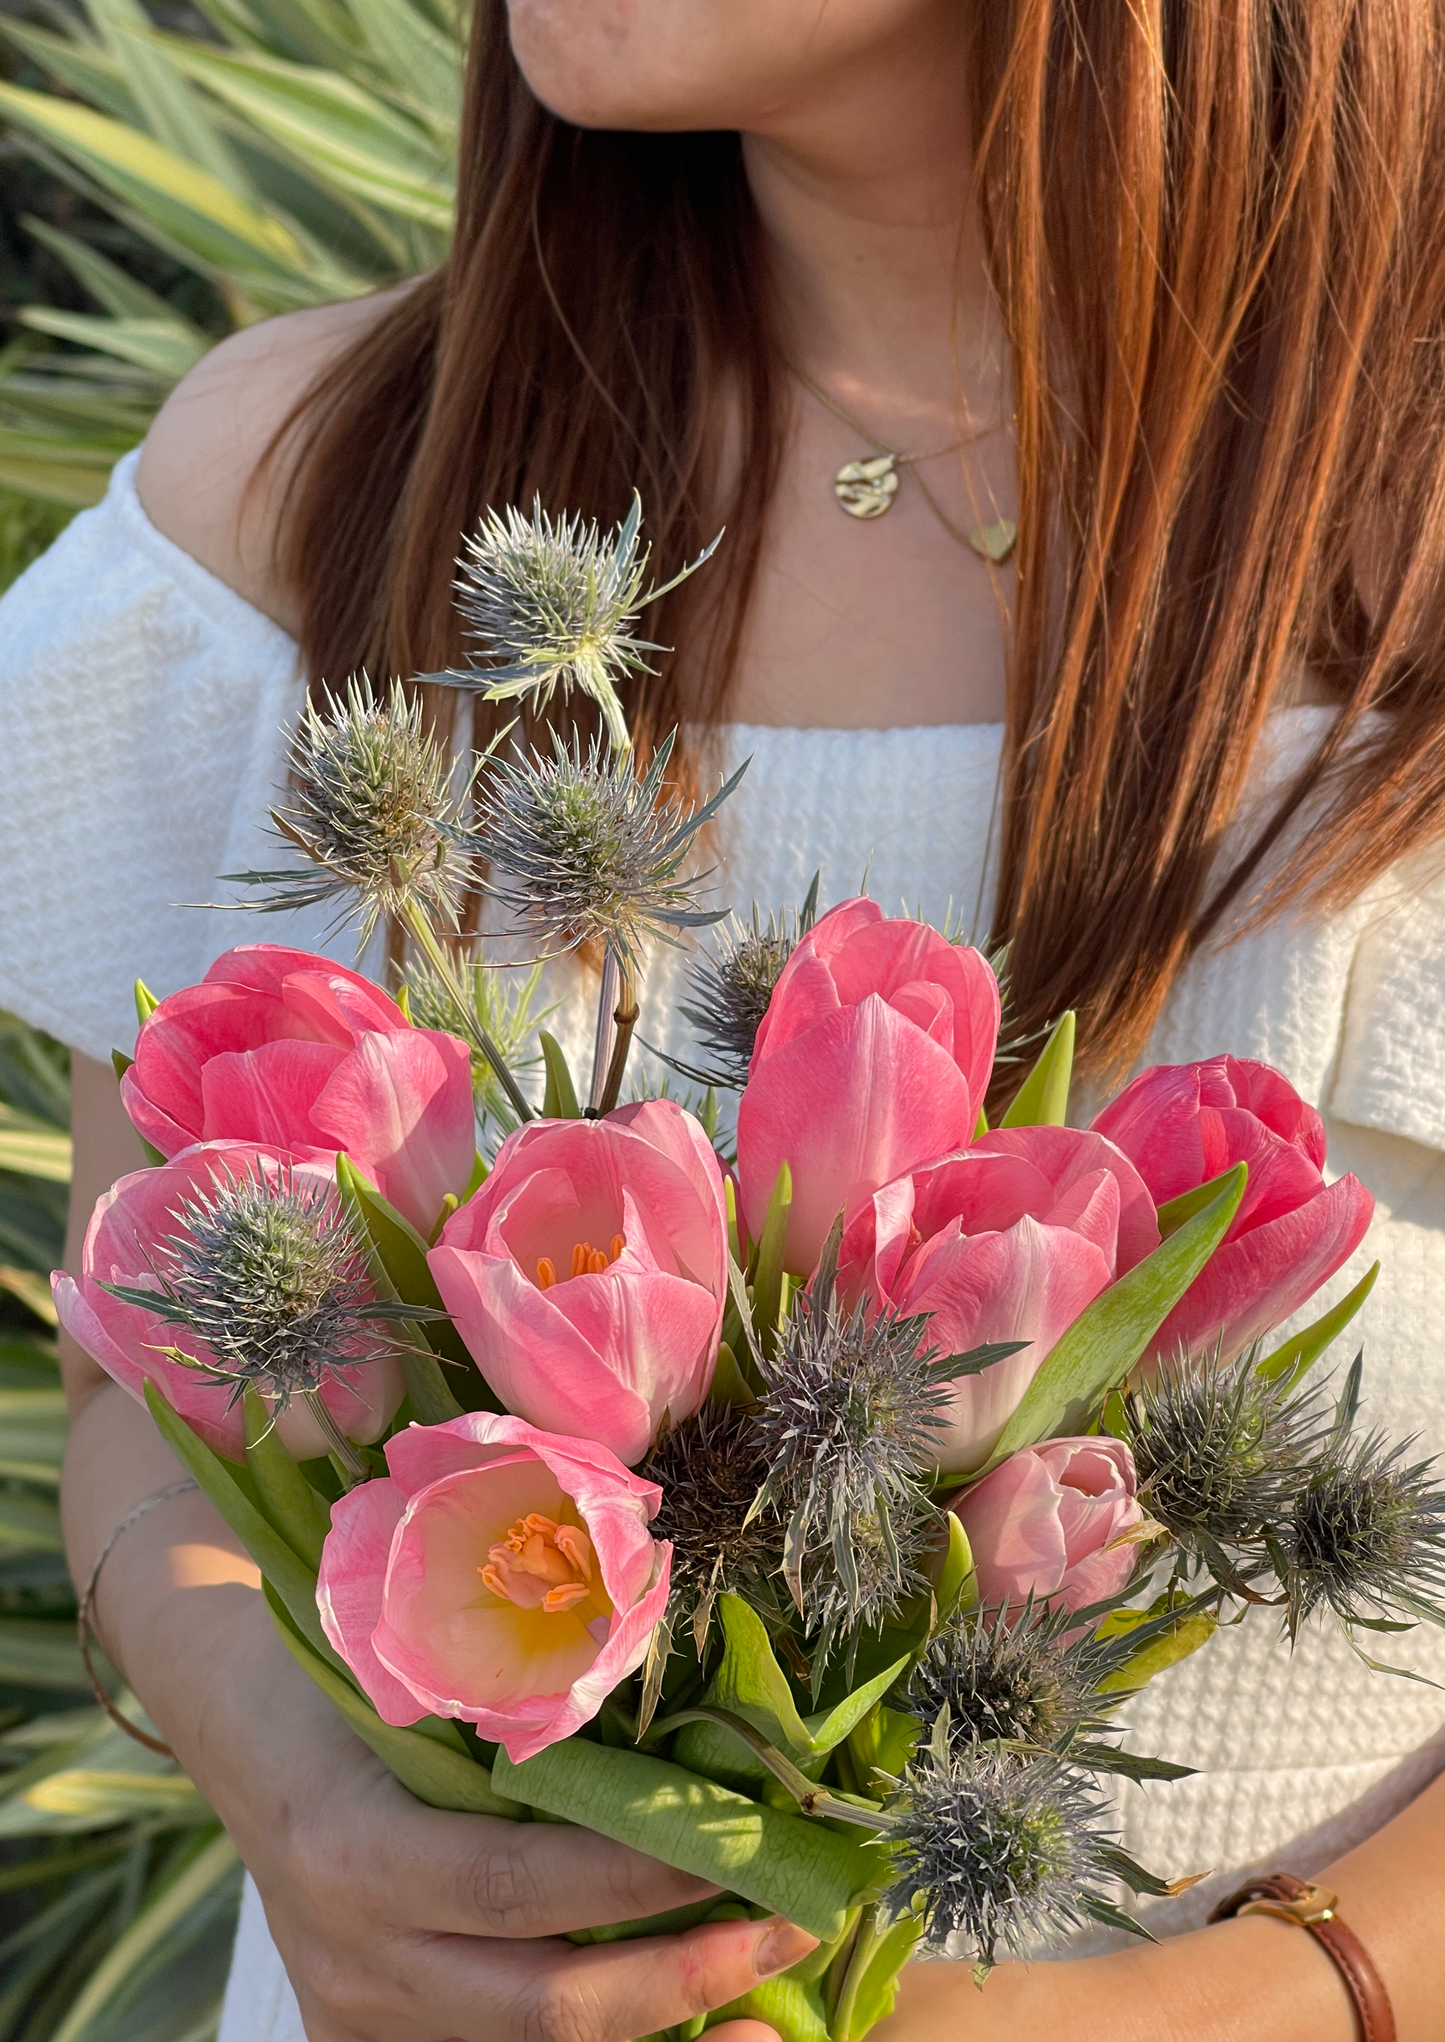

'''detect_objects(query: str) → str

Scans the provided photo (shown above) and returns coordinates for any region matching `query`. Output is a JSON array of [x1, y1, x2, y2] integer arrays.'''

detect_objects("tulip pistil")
[[481, 1512, 605, 1616]]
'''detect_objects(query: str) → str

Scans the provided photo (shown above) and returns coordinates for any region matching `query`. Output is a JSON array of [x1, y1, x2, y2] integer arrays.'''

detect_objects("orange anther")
[[588, 1247, 608, 1273], [571, 1241, 590, 1279], [536, 1256, 558, 1290], [609, 1234, 626, 1263]]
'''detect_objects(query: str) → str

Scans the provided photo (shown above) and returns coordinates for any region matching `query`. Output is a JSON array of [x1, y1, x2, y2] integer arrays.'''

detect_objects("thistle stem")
[[302, 1389, 369, 1485], [596, 954, 639, 1116], [400, 899, 533, 1122], [587, 946, 621, 1114]]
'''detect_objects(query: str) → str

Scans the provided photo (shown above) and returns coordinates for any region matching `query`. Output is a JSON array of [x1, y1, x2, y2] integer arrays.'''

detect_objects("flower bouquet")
[[58, 503, 1445, 2042]]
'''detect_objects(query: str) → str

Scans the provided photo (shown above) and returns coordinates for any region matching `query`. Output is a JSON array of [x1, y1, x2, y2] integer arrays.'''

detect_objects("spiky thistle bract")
[[909, 1603, 1104, 1754], [668, 874, 822, 1090], [1124, 1347, 1324, 1578], [102, 1166, 414, 1410], [449, 493, 720, 752], [224, 680, 468, 945], [464, 728, 744, 968], [642, 1401, 779, 1648], [1282, 1428, 1445, 1638], [881, 1726, 1141, 1964], [749, 1228, 972, 1669]]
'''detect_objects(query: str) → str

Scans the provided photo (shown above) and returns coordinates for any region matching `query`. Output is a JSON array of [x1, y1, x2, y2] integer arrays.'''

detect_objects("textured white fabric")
[[4, 454, 1445, 2033]]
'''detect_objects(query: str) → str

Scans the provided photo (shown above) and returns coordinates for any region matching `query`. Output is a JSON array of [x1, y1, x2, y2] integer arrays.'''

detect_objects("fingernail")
[[753, 1918, 819, 1978]]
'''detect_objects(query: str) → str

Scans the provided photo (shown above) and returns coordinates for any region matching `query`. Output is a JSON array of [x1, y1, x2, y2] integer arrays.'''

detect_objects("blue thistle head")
[[882, 1730, 1135, 1965], [103, 1165, 410, 1411], [448, 493, 719, 753], [1283, 1428, 1445, 1638], [464, 728, 742, 967], [225, 680, 467, 944]]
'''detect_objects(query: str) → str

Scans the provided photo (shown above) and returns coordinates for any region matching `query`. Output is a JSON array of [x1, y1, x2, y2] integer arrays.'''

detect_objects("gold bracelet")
[[76, 1478, 200, 1757]]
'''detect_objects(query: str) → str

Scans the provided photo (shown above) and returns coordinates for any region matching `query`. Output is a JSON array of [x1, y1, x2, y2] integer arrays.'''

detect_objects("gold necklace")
[[789, 363, 1017, 563]]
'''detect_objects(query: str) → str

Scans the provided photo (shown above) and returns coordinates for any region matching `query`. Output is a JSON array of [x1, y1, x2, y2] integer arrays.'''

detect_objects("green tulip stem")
[[829, 1903, 888, 2041], [646, 1705, 891, 1834], [301, 1388, 369, 1486], [399, 898, 534, 1122]]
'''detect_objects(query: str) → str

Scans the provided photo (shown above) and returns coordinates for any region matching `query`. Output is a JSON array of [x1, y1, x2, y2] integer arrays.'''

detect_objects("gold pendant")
[[967, 516, 1017, 563], [835, 452, 900, 519]]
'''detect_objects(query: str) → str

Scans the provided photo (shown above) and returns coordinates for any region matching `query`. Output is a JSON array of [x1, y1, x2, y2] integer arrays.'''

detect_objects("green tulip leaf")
[[492, 1739, 878, 1941], [539, 1030, 580, 1119], [751, 1161, 793, 1347], [1095, 1602, 1218, 1696], [242, 1388, 331, 1570], [965, 1162, 1248, 1477], [999, 1011, 1075, 1129], [143, 1380, 342, 1670], [706, 1972, 829, 2042], [266, 1588, 524, 1817], [931, 1513, 977, 1626]]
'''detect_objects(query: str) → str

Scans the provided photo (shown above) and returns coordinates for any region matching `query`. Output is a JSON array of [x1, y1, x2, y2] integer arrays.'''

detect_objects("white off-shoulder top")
[[4, 452, 1445, 2036]]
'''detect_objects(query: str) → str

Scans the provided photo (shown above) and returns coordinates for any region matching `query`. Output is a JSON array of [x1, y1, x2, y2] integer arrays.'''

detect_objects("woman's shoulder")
[[134, 285, 411, 637]]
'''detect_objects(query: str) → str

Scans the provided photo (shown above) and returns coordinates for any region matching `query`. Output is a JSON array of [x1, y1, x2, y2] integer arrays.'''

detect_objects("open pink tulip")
[[838, 1127, 1161, 1474], [317, 1412, 671, 1761], [736, 899, 1000, 1275], [428, 1100, 728, 1465], [52, 1142, 404, 1462], [120, 945, 475, 1233], [950, 1438, 1143, 1614], [1092, 1056, 1374, 1361]]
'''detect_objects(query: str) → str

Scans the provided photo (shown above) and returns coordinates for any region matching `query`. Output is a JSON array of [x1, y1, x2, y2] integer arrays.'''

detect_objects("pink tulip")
[[428, 1100, 728, 1465], [1092, 1056, 1374, 1361], [950, 1438, 1143, 1614], [838, 1128, 1161, 1474], [317, 1412, 671, 1762], [736, 899, 1001, 1274], [120, 945, 475, 1233], [52, 1142, 404, 1462]]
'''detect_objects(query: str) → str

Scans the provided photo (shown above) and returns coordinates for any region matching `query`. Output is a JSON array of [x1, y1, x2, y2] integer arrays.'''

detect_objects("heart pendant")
[[966, 515, 1018, 563], [835, 453, 900, 519]]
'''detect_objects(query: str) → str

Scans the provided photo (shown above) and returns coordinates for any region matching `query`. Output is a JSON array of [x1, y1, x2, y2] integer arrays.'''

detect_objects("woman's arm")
[[881, 1765, 1445, 2041], [62, 1053, 810, 2042]]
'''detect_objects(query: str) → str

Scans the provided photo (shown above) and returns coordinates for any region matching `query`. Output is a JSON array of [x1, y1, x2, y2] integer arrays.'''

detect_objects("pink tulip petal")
[[199, 1039, 347, 1147], [317, 1477, 426, 1726], [311, 1027, 475, 1234], [1151, 1170, 1374, 1362], [970, 1128, 1159, 1273], [738, 996, 976, 1273], [956, 1453, 1071, 1607]]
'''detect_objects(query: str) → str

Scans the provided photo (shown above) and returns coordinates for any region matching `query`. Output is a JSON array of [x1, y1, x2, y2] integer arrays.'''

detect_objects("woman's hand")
[[74, 1391, 813, 2042]]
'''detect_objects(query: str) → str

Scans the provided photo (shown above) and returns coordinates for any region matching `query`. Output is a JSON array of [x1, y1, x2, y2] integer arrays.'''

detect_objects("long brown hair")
[[277, 0, 1445, 1086]]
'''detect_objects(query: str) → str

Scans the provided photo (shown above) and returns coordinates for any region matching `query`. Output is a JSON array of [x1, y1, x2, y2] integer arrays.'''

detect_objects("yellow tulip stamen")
[[480, 1512, 601, 1615], [535, 1235, 627, 1289]]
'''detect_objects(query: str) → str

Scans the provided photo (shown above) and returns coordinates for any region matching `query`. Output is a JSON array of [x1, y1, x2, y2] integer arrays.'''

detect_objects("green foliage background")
[[0, 0, 464, 587], [0, 0, 466, 2020]]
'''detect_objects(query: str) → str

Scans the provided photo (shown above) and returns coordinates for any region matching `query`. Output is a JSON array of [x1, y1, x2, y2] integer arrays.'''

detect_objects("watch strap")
[[1208, 1872, 1395, 2042]]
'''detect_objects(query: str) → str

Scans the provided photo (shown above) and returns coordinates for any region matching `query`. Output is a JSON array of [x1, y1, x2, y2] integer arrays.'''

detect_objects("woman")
[[3, 2, 1445, 2038]]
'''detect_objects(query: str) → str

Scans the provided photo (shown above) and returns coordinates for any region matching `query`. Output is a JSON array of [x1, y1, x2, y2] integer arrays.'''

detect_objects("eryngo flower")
[[642, 1400, 778, 1647], [1282, 1427, 1445, 1638], [750, 1231, 964, 1668], [669, 877, 821, 1091], [909, 1603, 1103, 1754], [449, 492, 720, 753], [882, 1728, 1140, 1965], [103, 1164, 413, 1412], [1123, 1347, 1323, 1570], [226, 680, 468, 945], [466, 728, 744, 968]]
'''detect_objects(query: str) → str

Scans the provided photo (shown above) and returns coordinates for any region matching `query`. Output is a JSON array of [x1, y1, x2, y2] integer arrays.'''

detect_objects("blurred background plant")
[[0, 0, 464, 590], [0, 0, 468, 2012], [0, 1014, 245, 2041]]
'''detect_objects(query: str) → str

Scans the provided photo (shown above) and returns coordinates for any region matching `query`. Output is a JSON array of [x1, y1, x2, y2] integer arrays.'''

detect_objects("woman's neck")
[[740, 12, 1003, 440]]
